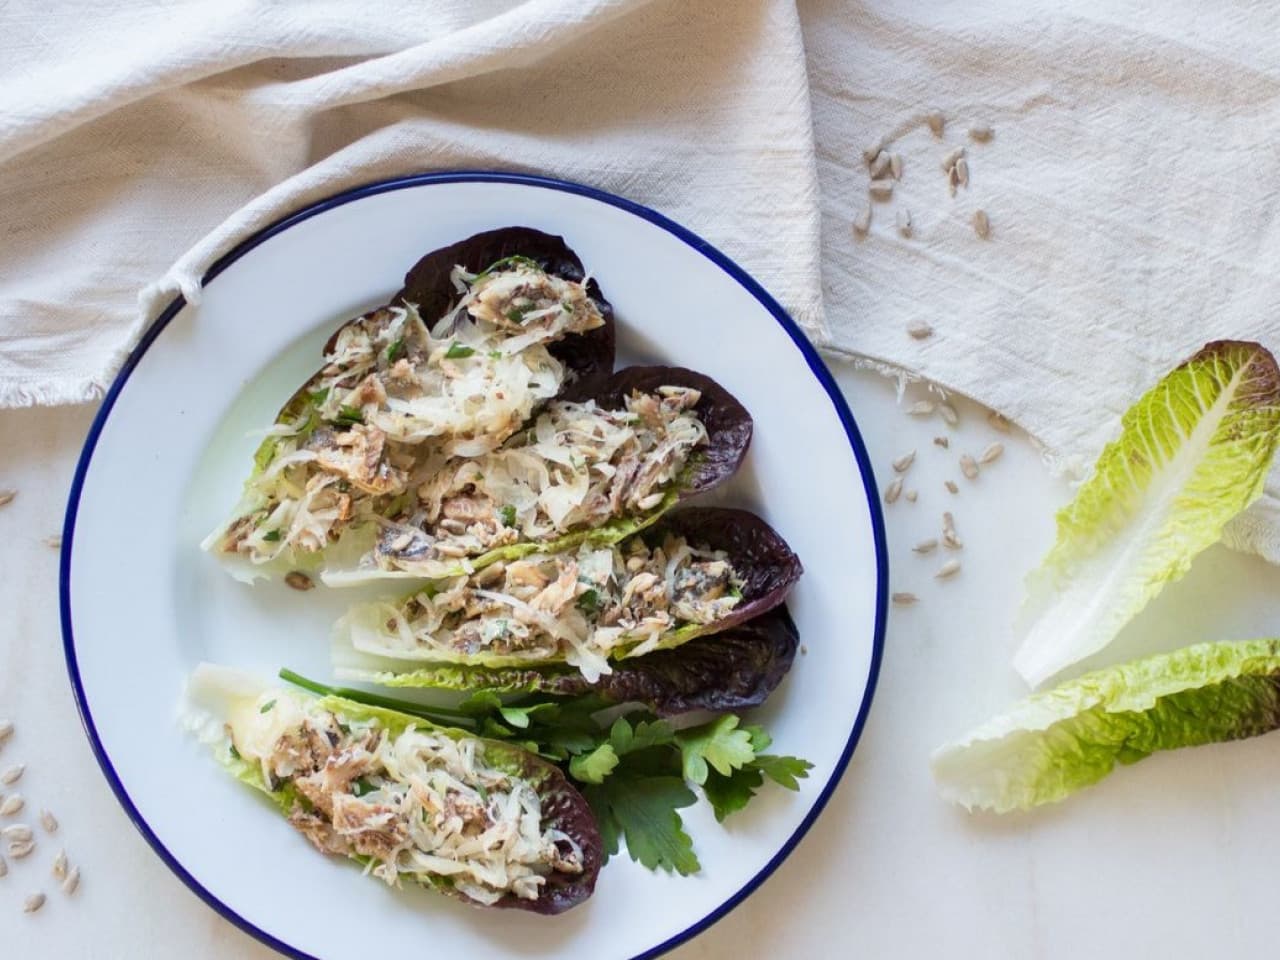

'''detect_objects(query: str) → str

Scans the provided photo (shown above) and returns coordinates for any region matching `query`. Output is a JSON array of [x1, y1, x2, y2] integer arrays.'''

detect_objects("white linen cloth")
[[3, 0, 1280, 558]]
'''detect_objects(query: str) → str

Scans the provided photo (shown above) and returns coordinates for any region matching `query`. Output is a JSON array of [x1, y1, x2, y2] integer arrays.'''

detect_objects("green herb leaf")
[[262, 529, 282, 542], [490, 350, 503, 360], [676, 714, 758, 785], [505, 307, 528, 324], [352, 777, 377, 797], [569, 743, 620, 784], [576, 588, 601, 616], [702, 767, 764, 822], [385, 337, 406, 363], [752, 754, 813, 791], [584, 775, 700, 875], [500, 504, 517, 527], [333, 405, 365, 426], [444, 342, 475, 359], [259, 699, 276, 714], [472, 254, 541, 281]]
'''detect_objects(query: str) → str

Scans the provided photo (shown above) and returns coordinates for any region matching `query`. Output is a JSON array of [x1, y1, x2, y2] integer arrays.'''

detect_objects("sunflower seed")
[[979, 442, 1005, 465], [0, 721, 11, 744], [2, 825, 31, 842], [955, 157, 969, 188], [0, 490, 14, 508], [926, 112, 945, 138], [0, 795, 23, 816], [884, 477, 903, 504], [973, 209, 991, 239], [945, 480, 959, 494], [969, 124, 994, 143], [869, 150, 892, 179], [285, 571, 314, 592], [939, 402, 959, 426], [39, 811, 57, 835], [948, 167, 959, 197], [62, 866, 80, 896], [862, 138, 885, 164], [52, 849, 67, 882], [896, 208, 913, 238], [0, 855, 6, 877], [942, 512, 963, 549], [935, 559, 961, 579], [23, 892, 44, 913], [933, 435, 950, 448], [890, 153, 903, 180], [960, 454, 979, 479], [904, 489, 919, 503], [907, 321, 933, 340], [987, 410, 1012, 432], [907, 400, 936, 416], [941, 146, 965, 172], [852, 207, 871, 236], [913, 538, 938, 554], [892, 592, 919, 605], [9, 839, 34, 859], [1, 765, 24, 786], [44, 534, 61, 549], [868, 179, 894, 201], [893, 451, 916, 473], [942, 511, 957, 534]]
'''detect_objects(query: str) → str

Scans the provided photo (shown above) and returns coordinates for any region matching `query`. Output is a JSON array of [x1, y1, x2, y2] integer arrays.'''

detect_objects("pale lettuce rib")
[[1013, 341, 1280, 687]]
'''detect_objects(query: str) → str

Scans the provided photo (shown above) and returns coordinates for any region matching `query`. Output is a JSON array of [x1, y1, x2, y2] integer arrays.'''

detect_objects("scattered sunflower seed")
[[913, 538, 939, 554], [938, 402, 959, 426], [944, 480, 959, 494], [869, 150, 892, 179], [935, 559, 961, 579], [942, 512, 963, 549], [0, 490, 14, 508], [285, 571, 314, 592], [862, 138, 885, 164], [868, 179, 894, 201], [987, 410, 1012, 432], [896, 208, 913, 238], [941, 146, 965, 172], [883, 477, 903, 504], [39, 811, 57, 835], [890, 153, 904, 180], [905, 489, 919, 503], [979, 442, 1005, 465], [973, 209, 991, 239], [933, 435, 950, 448], [2, 825, 32, 843], [9, 839, 34, 859], [52, 849, 67, 882], [62, 866, 80, 896], [907, 400, 936, 416], [43, 535, 61, 549], [926, 111, 945, 138], [907, 321, 933, 340], [23, 892, 45, 913], [969, 124, 994, 143], [892, 592, 919, 606], [947, 167, 959, 197], [0, 794, 23, 816], [0, 854, 6, 877], [0, 720, 11, 743], [852, 207, 871, 236], [954, 157, 969, 188], [893, 451, 916, 473], [1, 764, 24, 786], [959, 454, 979, 479]]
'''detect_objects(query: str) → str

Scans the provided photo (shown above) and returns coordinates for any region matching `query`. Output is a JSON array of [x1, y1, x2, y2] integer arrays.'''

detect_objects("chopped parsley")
[[352, 777, 377, 797], [444, 342, 475, 360], [333, 405, 364, 426], [499, 504, 517, 527], [505, 306, 528, 325], [576, 588, 602, 616], [262, 529, 282, 542], [385, 337, 406, 363], [472, 254, 541, 280], [259, 699, 276, 714]]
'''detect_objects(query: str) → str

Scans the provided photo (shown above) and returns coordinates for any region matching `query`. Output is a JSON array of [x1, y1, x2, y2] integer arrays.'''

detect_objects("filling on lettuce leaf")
[[933, 638, 1280, 813], [334, 508, 802, 685], [183, 664, 601, 913]]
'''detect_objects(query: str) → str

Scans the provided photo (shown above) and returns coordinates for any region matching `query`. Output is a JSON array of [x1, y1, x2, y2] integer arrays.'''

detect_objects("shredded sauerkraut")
[[228, 690, 583, 903], [205, 259, 605, 568], [370, 385, 708, 579], [354, 532, 743, 682]]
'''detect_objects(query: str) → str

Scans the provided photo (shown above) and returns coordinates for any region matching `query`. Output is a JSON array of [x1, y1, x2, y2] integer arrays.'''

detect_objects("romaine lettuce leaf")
[[1013, 340, 1280, 687], [933, 638, 1280, 812]]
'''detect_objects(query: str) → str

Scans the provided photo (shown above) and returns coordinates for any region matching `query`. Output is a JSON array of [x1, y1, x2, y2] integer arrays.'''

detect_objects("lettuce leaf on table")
[[1012, 340, 1280, 688]]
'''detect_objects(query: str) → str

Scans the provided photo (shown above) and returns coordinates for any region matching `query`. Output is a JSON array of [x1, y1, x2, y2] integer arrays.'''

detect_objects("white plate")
[[61, 173, 886, 960]]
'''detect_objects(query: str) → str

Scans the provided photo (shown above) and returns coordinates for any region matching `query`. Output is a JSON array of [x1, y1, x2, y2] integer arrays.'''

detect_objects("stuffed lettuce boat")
[[182, 664, 602, 914], [332, 508, 802, 687], [203, 227, 616, 582], [321, 367, 754, 586]]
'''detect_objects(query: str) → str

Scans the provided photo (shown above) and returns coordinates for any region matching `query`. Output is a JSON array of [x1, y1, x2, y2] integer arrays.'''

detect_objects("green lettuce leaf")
[[933, 638, 1280, 813], [1013, 341, 1280, 687]]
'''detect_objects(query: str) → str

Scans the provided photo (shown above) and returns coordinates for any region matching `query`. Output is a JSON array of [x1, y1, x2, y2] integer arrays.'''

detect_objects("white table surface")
[[4, 360, 1280, 958]]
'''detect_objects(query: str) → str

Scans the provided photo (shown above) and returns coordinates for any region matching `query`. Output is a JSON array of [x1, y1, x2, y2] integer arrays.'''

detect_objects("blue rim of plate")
[[59, 171, 888, 960]]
